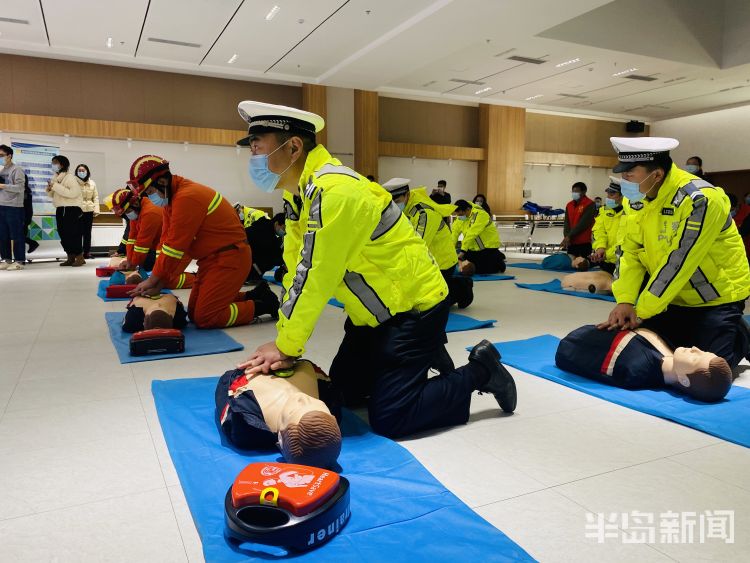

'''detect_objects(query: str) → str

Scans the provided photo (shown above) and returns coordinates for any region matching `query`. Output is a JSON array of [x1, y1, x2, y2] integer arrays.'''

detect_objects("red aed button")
[[231, 462, 341, 517]]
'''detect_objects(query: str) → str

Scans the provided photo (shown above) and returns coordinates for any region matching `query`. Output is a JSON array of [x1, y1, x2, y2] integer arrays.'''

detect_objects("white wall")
[[651, 105, 750, 172], [378, 156, 478, 201], [1, 132, 285, 213], [523, 164, 612, 209]]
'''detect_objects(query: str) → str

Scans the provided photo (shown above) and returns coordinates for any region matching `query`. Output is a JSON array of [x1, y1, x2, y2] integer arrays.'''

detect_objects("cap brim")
[[612, 161, 637, 173], [236, 135, 251, 147]]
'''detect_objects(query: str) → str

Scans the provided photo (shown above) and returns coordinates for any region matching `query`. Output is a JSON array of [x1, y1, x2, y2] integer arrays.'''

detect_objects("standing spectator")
[[24, 174, 39, 254], [430, 179, 451, 204], [46, 155, 85, 267], [729, 193, 750, 262], [472, 193, 491, 215], [76, 164, 99, 259], [0, 144, 27, 270], [685, 156, 706, 180], [594, 196, 603, 209], [561, 181, 596, 258]]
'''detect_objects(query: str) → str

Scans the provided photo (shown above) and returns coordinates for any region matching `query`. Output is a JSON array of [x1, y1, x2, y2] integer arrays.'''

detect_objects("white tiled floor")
[[1, 259, 748, 562]]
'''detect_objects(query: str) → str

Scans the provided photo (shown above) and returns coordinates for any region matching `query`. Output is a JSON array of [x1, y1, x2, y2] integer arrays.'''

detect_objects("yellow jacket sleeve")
[[637, 193, 727, 319], [276, 190, 375, 357], [411, 208, 440, 246], [460, 210, 489, 251], [591, 209, 608, 251]]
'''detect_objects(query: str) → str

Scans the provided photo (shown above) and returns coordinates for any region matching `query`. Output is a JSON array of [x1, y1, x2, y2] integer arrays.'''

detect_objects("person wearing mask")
[[233, 203, 268, 229], [127, 155, 279, 327], [244, 212, 287, 281], [0, 144, 27, 270], [452, 199, 506, 275], [235, 101, 516, 439], [590, 177, 625, 274], [430, 179, 451, 204], [46, 155, 84, 266], [600, 137, 750, 373], [594, 196, 603, 210], [685, 156, 706, 180], [76, 164, 99, 259], [561, 182, 596, 258], [472, 193, 492, 215], [23, 174, 38, 254]]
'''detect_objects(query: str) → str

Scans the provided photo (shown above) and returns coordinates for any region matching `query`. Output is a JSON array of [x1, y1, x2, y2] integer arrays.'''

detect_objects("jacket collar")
[[298, 145, 334, 193]]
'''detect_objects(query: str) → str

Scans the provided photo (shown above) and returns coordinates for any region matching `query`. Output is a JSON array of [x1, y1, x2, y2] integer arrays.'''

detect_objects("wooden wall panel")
[[379, 97, 479, 147], [354, 90, 379, 178], [302, 84, 327, 146], [379, 141, 485, 161], [0, 54, 301, 131], [525, 112, 650, 156], [478, 104, 526, 213], [524, 151, 618, 168]]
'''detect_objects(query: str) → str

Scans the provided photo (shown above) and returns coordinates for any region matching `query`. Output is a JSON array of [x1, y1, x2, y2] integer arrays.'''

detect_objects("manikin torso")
[[561, 271, 613, 293]]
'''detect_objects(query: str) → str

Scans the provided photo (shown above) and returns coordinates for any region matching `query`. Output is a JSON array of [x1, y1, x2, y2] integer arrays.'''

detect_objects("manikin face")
[[672, 346, 716, 387]]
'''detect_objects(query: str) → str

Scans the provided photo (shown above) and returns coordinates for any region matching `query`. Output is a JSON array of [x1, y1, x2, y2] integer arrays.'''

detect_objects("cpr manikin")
[[556, 325, 733, 402], [216, 360, 342, 469], [121, 294, 188, 333], [561, 270, 614, 295]]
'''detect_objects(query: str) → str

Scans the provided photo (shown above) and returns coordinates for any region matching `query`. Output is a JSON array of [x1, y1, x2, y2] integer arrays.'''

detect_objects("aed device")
[[224, 462, 351, 552], [129, 328, 185, 356]]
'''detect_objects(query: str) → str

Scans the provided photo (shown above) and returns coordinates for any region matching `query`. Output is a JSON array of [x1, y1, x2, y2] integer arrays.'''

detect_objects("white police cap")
[[610, 136, 679, 173], [237, 101, 325, 146]]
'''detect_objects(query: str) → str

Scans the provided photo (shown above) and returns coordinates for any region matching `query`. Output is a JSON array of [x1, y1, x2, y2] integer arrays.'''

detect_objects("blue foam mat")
[[104, 312, 243, 364], [470, 273, 515, 281], [508, 262, 574, 272], [515, 279, 616, 302], [494, 334, 750, 448], [152, 377, 533, 562], [97, 279, 172, 302]]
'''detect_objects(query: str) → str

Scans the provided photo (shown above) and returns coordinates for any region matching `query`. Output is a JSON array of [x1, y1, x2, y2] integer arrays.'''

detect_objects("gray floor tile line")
[[0, 329, 43, 424], [668, 444, 750, 494], [135, 379, 192, 562]]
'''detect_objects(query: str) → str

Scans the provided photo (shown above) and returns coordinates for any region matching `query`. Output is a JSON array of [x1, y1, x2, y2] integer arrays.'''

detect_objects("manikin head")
[[571, 256, 590, 271], [671, 347, 732, 402], [277, 390, 341, 469]]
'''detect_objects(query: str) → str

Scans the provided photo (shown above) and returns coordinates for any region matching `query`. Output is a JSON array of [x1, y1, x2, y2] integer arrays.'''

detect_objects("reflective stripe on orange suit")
[[127, 197, 162, 268], [151, 175, 253, 328]]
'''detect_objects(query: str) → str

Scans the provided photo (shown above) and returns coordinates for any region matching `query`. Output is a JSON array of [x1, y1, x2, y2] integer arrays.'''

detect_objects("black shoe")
[[431, 344, 455, 376], [468, 339, 517, 413], [249, 281, 280, 319], [456, 277, 474, 309], [27, 240, 39, 253]]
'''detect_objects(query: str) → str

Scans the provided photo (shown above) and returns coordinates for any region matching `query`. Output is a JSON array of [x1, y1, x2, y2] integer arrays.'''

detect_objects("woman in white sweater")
[[75, 163, 99, 259], [46, 155, 85, 266]]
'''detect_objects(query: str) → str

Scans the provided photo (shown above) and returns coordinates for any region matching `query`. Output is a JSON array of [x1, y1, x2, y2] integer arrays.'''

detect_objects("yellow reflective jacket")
[[276, 146, 448, 357], [403, 188, 458, 271], [240, 206, 268, 228], [592, 204, 625, 263], [280, 190, 302, 291], [452, 203, 500, 251], [612, 164, 750, 319]]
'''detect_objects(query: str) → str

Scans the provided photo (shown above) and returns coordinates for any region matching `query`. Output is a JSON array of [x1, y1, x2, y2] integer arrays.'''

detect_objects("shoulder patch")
[[630, 201, 644, 211], [661, 208, 674, 216]]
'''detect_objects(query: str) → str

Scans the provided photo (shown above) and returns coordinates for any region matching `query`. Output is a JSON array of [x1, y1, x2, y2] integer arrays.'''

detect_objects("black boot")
[[27, 239, 39, 253], [468, 339, 517, 413], [249, 282, 280, 319], [456, 277, 474, 309]]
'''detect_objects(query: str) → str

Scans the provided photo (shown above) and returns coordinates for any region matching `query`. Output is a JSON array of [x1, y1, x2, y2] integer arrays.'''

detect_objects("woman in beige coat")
[[76, 163, 99, 259], [46, 155, 85, 266]]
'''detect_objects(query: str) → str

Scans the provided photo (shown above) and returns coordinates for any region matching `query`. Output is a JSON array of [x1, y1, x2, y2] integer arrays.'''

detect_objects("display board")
[[11, 139, 59, 215]]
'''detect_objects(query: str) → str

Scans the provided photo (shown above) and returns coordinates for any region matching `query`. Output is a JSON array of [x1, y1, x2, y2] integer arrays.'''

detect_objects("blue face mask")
[[396, 201, 406, 212], [148, 191, 168, 207], [125, 210, 139, 221], [52, 163, 61, 173], [595, 201, 602, 208], [605, 198, 617, 208], [571, 192, 581, 201], [458, 215, 468, 221], [620, 171, 656, 203], [685, 164, 700, 174], [248, 140, 292, 193]]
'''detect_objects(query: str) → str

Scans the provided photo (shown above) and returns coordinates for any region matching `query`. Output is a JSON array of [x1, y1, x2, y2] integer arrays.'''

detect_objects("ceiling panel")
[[138, 0, 243, 64], [202, 0, 343, 73], [0, 1, 49, 46], [43, 0, 148, 56]]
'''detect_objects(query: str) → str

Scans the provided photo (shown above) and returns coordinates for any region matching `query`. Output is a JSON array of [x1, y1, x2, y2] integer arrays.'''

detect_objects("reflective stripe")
[[721, 214, 733, 231], [175, 273, 186, 289], [476, 236, 485, 250], [689, 267, 720, 302], [126, 238, 136, 244], [161, 244, 184, 259], [343, 271, 392, 324], [156, 250, 161, 256], [304, 179, 316, 200], [226, 302, 238, 327], [415, 210, 428, 239], [120, 238, 129, 245], [207, 192, 223, 215], [314, 163, 360, 180], [133, 245, 150, 254], [469, 211, 478, 226], [371, 201, 401, 241], [280, 190, 321, 319], [613, 244, 623, 280], [648, 190, 708, 298], [284, 199, 299, 221]]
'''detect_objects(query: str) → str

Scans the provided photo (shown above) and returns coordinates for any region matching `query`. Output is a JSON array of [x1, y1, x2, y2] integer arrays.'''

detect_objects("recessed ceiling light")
[[525, 94, 544, 100], [555, 58, 580, 67], [106, 37, 113, 48], [612, 67, 638, 77], [227, 53, 238, 64], [265, 5, 281, 21], [475, 87, 492, 95]]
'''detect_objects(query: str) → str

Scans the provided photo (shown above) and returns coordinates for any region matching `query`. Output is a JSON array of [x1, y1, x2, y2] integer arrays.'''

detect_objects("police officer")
[[590, 177, 625, 275], [452, 199, 506, 274], [599, 137, 750, 370], [235, 101, 516, 439], [383, 178, 473, 308]]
